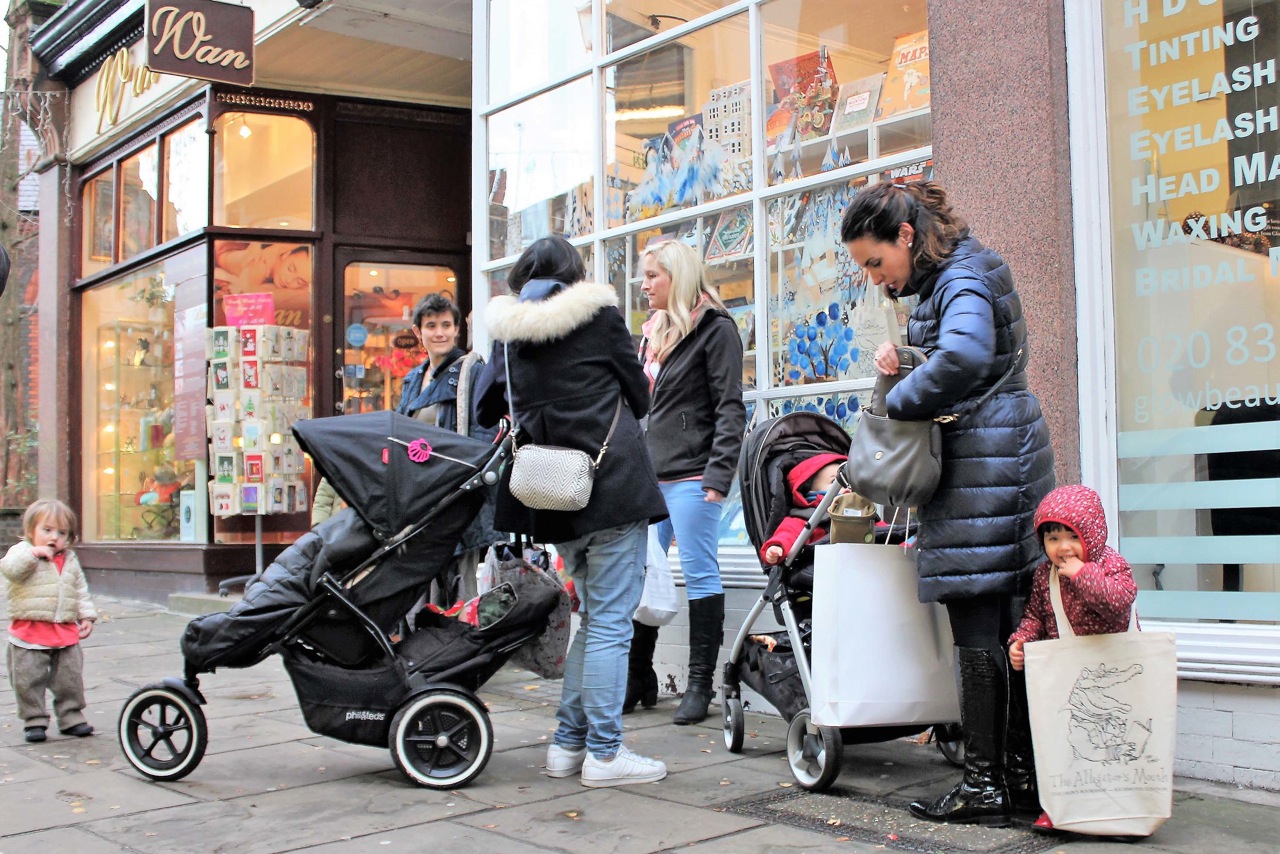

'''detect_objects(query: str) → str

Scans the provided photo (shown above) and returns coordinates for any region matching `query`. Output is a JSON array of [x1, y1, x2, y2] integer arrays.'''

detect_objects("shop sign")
[[95, 47, 162, 134], [346, 323, 370, 348], [393, 331, 419, 350], [146, 0, 254, 87]]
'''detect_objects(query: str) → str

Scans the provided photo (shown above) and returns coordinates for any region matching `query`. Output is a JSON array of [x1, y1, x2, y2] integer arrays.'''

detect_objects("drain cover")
[[720, 787, 1048, 854]]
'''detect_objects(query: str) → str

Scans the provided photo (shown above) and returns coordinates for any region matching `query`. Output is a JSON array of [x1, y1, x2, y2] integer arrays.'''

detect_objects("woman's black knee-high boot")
[[624, 621, 660, 714], [673, 594, 724, 725], [909, 646, 1011, 826]]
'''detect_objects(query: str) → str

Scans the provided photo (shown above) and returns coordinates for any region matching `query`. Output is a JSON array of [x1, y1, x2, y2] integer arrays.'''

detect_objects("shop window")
[[761, 0, 930, 186], [79, 249, 207, 543], [163, 119, 209, 242], [1101, 0, 1279, 623], [213, 112, 315, 230], [340, 263, 459, 414], [488, 0, 592, 103], [119, 144, 159, 262], [81, 169, 115, 278], [487, 77, 594, 260], [604, 13, 752, 228], [604, 3, 738, 53]]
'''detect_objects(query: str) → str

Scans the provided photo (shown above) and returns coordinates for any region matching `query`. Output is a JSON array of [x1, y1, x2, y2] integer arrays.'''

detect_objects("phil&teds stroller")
[[719, 411, 962, 792], [117, 411, 558, 790]]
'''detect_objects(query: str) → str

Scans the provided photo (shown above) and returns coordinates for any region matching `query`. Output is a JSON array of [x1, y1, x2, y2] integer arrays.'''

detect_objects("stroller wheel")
[[118, 685, 208, 781], [786, 709, 842, 792], [722, 691, 745, 753], [390, 690, 492, 789], [933, 722, 965, 768]]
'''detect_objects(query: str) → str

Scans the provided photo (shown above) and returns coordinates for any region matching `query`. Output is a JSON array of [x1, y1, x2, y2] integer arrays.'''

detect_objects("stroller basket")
[[737, 631, 807, 723], [284, 651, 408, 747]]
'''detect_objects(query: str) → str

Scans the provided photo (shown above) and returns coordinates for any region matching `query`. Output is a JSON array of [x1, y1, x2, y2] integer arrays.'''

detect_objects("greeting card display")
[[205, 323, 311, 517]]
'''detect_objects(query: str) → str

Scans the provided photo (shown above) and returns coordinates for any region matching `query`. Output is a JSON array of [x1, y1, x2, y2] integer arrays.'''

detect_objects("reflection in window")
[[82, 170, 115, 277], [605, 14, 751, 227], [213, 112, 315, 229], [163, 120, 209, 242], [489, 0, 592, 102], [119, 145, 159, 261], [79, 249, 206, 542], [488, 78, 594, 260]]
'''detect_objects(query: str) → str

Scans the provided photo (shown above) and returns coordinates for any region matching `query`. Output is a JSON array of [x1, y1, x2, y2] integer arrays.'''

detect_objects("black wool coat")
[[887, 235, 1055, 602], [475, 280, 668, 544]]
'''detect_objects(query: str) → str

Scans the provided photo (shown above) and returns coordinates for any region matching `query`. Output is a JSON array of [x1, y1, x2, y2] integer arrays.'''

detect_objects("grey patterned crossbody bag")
[[503, 342, 622, 512]]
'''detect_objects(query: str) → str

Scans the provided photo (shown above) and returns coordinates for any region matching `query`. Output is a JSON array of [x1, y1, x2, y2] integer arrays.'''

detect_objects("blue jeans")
[[655, 481, 724, 600], [553, 520, 647, 759]]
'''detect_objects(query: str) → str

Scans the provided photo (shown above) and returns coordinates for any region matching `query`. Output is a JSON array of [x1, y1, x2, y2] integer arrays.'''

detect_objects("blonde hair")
[[23, 499, 78, 544], [642, 240, 725, 364]]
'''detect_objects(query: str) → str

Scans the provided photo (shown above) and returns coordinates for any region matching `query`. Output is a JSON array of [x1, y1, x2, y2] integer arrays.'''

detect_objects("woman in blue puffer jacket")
[[842, 181, 1054, 828]]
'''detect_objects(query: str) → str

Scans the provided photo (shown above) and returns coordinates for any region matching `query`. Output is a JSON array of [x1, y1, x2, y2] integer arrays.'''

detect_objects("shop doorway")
[[333, 249, 468, 416]]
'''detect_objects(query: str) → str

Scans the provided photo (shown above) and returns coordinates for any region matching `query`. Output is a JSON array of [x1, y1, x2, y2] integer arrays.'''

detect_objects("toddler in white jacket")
[[2, 499, 96, 743]]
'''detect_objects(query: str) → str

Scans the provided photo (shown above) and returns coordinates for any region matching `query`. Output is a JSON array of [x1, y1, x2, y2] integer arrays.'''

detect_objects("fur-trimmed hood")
[[486, 281, 618, 344]]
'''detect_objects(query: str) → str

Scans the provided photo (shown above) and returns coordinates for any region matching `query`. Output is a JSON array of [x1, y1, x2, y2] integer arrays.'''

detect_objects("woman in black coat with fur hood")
[[475, 236, 669, 788], [843, 181, 1054, 827]]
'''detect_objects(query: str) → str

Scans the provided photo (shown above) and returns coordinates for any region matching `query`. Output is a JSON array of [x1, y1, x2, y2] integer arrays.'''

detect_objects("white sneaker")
[[580, 745, 667, 788], [545, 743, 587, 778]]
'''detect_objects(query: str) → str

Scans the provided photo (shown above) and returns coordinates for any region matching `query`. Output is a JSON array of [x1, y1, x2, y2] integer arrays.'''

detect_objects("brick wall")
[[0, 510, 23, 548], [1177, 682, 1280, 791]]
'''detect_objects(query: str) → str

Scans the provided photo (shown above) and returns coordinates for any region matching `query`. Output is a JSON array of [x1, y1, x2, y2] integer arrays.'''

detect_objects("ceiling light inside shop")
[[615, 105, 685, 121], [278, 221, 290, 227], [447, 276, 456, 283], [238, 115, 252, 139], [103, 341, 115, 348]]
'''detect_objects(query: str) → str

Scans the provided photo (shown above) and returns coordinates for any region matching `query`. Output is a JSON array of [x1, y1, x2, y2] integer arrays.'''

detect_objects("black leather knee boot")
[[1004, 664, 1039, 814], [624, 621, 660, 714], [673, 594, 724, 725], [909, 646, 1011, 827]]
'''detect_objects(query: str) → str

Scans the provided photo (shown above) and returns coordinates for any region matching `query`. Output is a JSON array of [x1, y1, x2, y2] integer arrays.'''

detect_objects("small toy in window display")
[[134, 337, 151, 366]]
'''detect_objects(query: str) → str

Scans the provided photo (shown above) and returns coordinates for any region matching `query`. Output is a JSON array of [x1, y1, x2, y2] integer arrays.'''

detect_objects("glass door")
[[338, 253, 464, 415]]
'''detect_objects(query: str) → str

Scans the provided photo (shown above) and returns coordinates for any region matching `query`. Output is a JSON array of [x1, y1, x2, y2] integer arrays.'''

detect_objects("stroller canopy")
[[294, 411, 496, 539], [738, 412, 851, 556]]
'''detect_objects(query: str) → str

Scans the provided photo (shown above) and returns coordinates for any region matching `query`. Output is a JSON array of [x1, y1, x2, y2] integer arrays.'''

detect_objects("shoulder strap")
[[937, 347, 1025, 424], [1048, 565, 1139, 638]]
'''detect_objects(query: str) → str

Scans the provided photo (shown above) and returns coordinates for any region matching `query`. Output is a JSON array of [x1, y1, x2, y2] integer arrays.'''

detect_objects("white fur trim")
[[486, 282, 618, 343]]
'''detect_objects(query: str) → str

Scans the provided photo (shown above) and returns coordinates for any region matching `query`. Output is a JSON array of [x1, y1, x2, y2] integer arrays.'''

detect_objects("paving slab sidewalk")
[[0, 594, 1276, 853]]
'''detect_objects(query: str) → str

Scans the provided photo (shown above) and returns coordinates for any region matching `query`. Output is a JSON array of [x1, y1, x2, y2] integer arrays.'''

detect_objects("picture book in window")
[[831, 74, 885, 135], [876, 30, 931, 121]]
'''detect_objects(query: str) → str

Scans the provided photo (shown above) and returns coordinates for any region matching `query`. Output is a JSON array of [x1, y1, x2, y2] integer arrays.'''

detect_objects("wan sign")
[[146, 0, 255, 86]]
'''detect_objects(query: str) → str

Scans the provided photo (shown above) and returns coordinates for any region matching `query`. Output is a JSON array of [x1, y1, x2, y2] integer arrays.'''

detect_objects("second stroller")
[[720, 411, 962, 792]]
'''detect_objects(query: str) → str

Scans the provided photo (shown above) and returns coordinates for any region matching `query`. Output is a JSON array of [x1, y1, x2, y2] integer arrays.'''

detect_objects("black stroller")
[[720, 411, 962, 792], [117, 411, 558, 790]]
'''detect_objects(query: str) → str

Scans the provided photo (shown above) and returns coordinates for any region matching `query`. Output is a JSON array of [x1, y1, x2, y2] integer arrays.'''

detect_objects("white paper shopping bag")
[[810, 543, 959, 727]]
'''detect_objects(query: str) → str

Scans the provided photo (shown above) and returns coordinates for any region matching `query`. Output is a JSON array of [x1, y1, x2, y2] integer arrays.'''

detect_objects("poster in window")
[[88, 180, 115, 262]]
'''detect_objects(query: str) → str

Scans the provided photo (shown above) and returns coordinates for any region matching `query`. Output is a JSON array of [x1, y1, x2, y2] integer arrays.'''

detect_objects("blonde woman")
[[627, 240, 746, 725]]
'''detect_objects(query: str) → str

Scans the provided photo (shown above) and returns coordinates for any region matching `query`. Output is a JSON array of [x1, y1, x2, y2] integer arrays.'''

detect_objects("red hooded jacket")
[[1008, 484, 1137, 646], [760, 453, 846, 563]]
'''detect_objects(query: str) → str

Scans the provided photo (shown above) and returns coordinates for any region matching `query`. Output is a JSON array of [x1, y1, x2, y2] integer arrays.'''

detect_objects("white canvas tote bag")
[[1024, 567, 1176, 837], [810, 543, 959, 727]]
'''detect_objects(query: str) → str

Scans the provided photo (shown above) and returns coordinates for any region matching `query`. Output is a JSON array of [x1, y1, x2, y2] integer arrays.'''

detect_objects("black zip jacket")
[[644, 307, 746, 496]]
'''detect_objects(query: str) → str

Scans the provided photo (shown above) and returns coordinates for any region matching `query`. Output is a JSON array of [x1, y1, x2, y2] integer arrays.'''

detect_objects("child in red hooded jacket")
[[761, 453, 847, 565], [1007, 484, 1138, 831]]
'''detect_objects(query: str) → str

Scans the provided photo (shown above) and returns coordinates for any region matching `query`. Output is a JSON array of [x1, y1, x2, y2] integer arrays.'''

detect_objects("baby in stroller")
[[116, 411, 563, 791], [721, 411, 960, 792], [761, 452, 846, 568]]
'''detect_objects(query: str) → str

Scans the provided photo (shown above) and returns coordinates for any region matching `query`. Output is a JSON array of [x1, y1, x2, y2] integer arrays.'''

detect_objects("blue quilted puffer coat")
[[886, 234, 1055, 602]]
